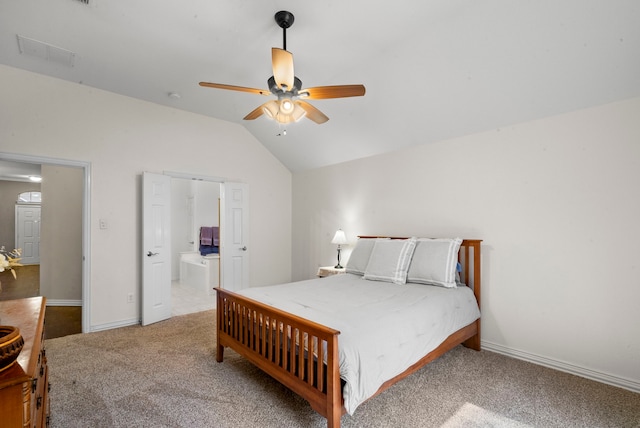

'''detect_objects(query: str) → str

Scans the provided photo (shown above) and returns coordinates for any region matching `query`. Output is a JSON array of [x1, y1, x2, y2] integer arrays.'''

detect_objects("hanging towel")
[[199, 245, 219, 256], [200, 227, 214, 245], [212, 226, 219, 246]]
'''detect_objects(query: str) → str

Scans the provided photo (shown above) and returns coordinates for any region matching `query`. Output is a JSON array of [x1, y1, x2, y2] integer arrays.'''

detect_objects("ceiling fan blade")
[[272, 48, 295, 90], [300, 84, 366, 99], [199, 82, 270, 96], [296, 100, 329, 124], [243, 103, 269, 120]]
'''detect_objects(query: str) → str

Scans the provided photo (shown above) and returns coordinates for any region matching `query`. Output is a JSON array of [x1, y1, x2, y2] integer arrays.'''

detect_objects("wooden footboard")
[[215, 287, 343, 427]]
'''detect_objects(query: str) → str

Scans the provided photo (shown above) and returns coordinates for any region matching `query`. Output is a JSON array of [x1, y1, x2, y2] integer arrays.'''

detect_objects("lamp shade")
[[331, 229, 347, 245], [263, 100, 279, 118]]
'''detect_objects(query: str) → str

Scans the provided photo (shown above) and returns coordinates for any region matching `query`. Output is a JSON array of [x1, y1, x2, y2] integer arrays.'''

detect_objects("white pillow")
[[363, 238, 417, 284], [406, 238, 463, 288], [345, 238, 379, 275]]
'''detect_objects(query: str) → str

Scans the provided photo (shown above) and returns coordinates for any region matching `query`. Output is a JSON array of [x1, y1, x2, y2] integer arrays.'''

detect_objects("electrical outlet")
[[127, 293, 134, 303], [99, 219, 108, 230]]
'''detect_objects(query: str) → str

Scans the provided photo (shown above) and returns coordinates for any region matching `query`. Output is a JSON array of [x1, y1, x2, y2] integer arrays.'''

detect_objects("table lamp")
[[331, 229, 348, 269]]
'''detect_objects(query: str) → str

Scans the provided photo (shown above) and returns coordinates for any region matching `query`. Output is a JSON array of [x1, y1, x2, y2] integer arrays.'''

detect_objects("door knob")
[[147, 251, 159, 257], [240, 246, 247, 251]]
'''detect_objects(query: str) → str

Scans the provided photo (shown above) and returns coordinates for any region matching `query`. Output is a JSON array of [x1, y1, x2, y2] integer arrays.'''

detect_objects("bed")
[[214, 237, 481, 428]]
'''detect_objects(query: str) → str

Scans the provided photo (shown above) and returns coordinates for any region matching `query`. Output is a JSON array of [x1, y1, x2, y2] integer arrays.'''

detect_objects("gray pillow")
[[345, 238, 379, 275], [406, 238, 463, 288], [363, 238, 417, 285]]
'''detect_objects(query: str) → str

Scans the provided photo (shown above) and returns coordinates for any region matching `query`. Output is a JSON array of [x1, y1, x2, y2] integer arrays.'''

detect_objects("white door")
[[15, 205, 41, 264], [220, 182, 249, 292], [142, 172, 172, 325]]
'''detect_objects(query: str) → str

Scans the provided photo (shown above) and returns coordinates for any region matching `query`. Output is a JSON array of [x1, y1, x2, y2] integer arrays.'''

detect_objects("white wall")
[[170, 178, 191, 280], [0, 64, 292, 329], [292, 97, 640, 392], [193, 180, 220, 237], [40, 164, 83, 302]]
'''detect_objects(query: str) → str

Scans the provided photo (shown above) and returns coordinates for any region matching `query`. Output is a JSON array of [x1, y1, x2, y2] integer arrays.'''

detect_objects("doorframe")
[[0, 152, 91, 333]]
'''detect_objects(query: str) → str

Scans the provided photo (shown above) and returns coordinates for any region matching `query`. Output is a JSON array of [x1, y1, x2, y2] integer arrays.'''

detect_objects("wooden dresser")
[[0, 297, 50, 428]]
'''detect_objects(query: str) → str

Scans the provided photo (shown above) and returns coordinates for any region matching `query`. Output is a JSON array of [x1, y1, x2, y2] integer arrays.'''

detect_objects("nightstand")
[[317, 266, 346, 278]]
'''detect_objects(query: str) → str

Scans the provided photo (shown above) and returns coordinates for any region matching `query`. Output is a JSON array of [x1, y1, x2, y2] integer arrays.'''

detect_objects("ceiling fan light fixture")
[[263, 100, 279, 118], [275, 113, 294, 124], [279, 99, 294, 114], [199, 10, 365, 125], [272, 104, 306, 124], [291, 103, 306, 122]]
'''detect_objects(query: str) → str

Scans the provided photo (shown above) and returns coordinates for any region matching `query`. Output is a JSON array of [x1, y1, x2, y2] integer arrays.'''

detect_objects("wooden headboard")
[[356, 236, 482, 308]]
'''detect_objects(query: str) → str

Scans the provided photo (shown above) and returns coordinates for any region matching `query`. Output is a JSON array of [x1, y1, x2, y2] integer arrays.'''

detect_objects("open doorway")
[[0, 155, 89, 337], [170, 177, 220, 316], [142, 172, 249, 325]]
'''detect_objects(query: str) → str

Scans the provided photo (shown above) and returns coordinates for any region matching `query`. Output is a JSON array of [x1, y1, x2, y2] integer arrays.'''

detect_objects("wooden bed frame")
[[215, 238, 481, 428]]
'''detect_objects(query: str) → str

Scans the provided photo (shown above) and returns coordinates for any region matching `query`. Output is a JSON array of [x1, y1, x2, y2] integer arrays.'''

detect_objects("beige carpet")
[[45, 310, 640, 428]]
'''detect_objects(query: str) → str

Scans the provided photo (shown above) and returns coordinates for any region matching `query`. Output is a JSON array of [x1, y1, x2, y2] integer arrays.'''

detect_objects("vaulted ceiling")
[[1, 1, 639, 172]]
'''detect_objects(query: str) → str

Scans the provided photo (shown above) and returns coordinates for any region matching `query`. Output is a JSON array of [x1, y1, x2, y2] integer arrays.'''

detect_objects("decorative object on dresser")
[[0, 247, 23, 281], [0, 246, 23, 296], [330, 229, 348, 268], [0, 297, 50, 428], [317, 266, 346, 278], [0, 326, 24, 371]]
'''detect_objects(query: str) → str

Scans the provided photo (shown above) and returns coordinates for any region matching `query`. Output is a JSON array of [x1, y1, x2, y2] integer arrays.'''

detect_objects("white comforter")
[[238, 273, 480, 414]]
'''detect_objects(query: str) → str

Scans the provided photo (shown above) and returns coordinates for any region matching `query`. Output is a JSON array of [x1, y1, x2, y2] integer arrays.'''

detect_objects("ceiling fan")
[[199, 10, 366, 124]]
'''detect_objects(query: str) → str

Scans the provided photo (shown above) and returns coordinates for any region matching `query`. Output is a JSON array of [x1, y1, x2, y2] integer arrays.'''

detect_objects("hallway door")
[[15, 204, 41, 264]]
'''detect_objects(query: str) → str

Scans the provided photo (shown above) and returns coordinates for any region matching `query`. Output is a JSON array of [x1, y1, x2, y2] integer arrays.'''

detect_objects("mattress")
[[238, 273, 481, 414]]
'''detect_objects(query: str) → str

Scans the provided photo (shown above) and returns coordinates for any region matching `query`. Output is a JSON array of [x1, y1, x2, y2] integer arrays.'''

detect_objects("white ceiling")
[[1, 0, 639, 172]]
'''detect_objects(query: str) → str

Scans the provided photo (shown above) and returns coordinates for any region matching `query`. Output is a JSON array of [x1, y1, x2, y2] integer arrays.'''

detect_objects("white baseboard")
[[90, 318, 139, 332], [481, 340, 640, 394], [46, 299, 82, 307]]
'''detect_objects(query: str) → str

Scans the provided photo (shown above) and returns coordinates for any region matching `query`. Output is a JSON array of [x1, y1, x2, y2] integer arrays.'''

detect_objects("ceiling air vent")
[[16, 35, 76, 67]]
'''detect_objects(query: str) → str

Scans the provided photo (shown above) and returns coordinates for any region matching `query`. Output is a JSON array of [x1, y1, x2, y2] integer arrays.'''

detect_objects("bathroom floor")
[[171, 280, 216, 316]]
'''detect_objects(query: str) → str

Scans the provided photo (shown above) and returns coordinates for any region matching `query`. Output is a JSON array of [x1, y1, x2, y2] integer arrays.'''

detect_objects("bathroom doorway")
[[170, 177, 220, 316]]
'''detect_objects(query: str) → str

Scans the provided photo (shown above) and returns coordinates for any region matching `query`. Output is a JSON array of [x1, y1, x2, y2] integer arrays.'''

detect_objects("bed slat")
[[216, 288, 342, 425]]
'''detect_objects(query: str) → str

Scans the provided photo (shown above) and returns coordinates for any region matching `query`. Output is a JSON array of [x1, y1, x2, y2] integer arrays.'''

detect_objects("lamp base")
[[334, 246, 344, 270]]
